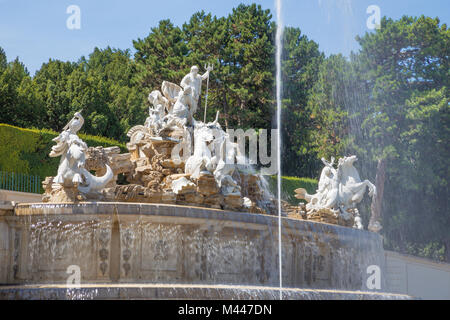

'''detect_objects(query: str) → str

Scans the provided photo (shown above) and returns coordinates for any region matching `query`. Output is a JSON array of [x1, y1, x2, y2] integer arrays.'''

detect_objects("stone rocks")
[[172, 177, 196, 195], [184, 193, 204, 205], [223, 194, 243, 211], [307, 208, 340, 225], [161, 191, 177, 204], [115, 130, 255, 211], [283, 202, 357, 228], [196, 173, 220, 196], [239, 173, 265, 201], [285, 202, 307, 220], [112, 184, 176, 204], [203, 194, 223, 209]]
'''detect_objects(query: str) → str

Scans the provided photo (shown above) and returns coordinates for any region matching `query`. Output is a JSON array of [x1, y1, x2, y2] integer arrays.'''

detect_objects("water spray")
[[275, 0, 284, 301]]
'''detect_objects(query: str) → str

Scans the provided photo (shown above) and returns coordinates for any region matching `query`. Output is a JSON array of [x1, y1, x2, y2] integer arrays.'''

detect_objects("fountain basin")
[[0, 284, 411, 300], [0, 202, 405, 299]]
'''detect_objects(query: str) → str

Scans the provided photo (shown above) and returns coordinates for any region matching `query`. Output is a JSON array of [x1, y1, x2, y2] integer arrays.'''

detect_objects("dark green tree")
[[133, 20, 189, 93], [0, 55, 45, 128], [281, 27, 323, 177], [33, 59, 76, 130], [308, 16, 449, 260], [218, 4, 275, 129], [32, 48, 146, 141], [0, 47, 7, 72]]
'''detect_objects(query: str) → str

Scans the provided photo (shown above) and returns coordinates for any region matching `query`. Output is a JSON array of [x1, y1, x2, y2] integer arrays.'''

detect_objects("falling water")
[[275, 0, 284, 300]]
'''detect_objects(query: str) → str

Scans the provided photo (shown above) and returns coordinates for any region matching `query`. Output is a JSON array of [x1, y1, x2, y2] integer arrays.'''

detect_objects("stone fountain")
[[0, 66, 409, 300]]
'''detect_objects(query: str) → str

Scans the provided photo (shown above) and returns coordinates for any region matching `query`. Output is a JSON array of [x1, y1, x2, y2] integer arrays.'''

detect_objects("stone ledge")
[[13, 202, 382, 242], [0, 201, 14, 216]]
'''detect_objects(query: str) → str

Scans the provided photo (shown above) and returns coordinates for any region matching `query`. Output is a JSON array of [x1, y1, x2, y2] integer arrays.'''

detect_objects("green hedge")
[[268, 176, 318, 205], [0, 124, 126, 179]]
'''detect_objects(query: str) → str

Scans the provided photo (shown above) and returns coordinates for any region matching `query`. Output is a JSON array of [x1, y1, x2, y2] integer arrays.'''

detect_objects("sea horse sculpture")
[[295, 156, 377, 230], [50, 111, 113, 194]]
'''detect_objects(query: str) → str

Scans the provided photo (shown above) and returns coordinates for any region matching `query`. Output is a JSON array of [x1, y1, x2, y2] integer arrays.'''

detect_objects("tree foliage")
[[307, 16, 449, 261]]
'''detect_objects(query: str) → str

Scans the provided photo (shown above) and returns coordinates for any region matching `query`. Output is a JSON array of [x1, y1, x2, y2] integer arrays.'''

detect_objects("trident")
[[203, 63, 213, 123]]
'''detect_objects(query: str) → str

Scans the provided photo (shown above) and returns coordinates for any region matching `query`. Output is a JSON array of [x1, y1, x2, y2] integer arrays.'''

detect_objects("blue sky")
[[1, 0, 448, 75]]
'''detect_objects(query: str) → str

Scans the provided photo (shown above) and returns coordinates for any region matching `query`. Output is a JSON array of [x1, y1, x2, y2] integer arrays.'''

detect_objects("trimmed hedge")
[[268, 176, 318, 205], [0, 124, 126, 179]]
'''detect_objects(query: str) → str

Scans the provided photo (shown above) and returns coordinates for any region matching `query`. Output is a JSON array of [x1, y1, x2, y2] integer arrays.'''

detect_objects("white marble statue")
[[183, 111, 241, 196], [295, 156, 377, 229], [212, 129, 242, 196], [162, 81, 182, 107], [337, 156, 376, 215], [50, 111, 113, 194], [127, 65, 246, 204], [170, 86, 194, 127], [128, 82, 189, 142], [180, 65, 213, 118], [145, 90, 169, 134], [184, 122, 216, 179]]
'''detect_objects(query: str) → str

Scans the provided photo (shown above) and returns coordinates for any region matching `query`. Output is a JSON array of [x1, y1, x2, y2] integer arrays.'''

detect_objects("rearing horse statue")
[[295, 155, 377, 223], [337, 156, 377, 215]]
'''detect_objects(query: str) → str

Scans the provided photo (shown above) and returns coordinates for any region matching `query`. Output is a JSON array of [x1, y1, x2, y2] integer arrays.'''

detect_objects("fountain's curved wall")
[[2, 203, 386, 292]]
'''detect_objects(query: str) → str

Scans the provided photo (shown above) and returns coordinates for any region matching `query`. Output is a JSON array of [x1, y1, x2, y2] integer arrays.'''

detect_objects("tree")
[[355, 16, 449, 253], [218, 4, 275, 129], [306, 55, 353, 161], [308, 16, 449, 260], [304, 16, 449, 260], [0, 56, 45, 128], [33, 59, 76, 131], [384, 88, 449, 260], [31, 48, 146, 141], [133, 20, 189, 92], [0, 47, 7, 72], [280, 27, 323, 177], [81, 47, 146, 140]]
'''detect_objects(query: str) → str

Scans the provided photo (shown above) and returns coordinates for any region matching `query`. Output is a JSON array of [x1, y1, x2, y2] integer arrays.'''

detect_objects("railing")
[[0, 171, 43, 194]]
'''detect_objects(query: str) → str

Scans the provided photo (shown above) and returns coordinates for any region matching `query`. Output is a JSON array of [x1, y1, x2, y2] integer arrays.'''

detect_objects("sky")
[[0, 0, 449, 75]]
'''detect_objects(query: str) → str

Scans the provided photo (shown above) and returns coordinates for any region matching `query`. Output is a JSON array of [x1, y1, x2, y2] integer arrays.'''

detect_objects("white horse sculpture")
[[337, 156, 376, 214], [184, 123, 215, 179], [295, 155, 376, 222], [213, 132, 242, 196], [50, 111, 113, 194]]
